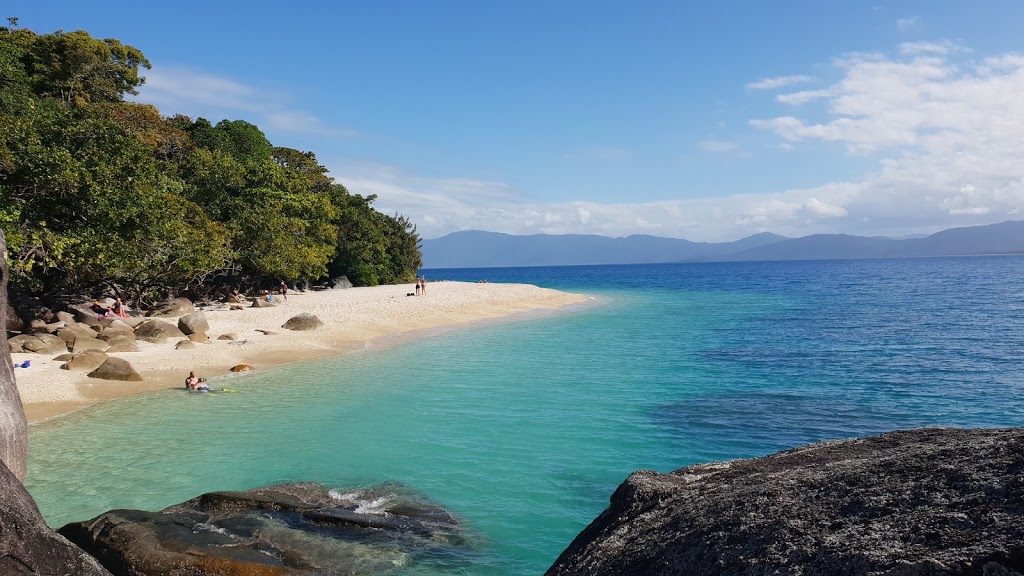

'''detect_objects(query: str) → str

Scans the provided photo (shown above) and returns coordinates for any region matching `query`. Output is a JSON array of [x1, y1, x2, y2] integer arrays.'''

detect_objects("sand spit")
[[12, 282, 589, 423]]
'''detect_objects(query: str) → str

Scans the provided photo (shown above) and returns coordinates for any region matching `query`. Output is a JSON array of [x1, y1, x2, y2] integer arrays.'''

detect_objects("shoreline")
[[13, 282, 591, 425]]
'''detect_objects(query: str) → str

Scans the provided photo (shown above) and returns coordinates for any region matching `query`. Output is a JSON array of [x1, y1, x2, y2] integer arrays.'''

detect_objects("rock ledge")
[[547, 427, 1024, 576]]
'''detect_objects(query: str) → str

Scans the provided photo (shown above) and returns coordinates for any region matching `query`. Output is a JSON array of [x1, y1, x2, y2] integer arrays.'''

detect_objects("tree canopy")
[[0, 24, 422, 305]]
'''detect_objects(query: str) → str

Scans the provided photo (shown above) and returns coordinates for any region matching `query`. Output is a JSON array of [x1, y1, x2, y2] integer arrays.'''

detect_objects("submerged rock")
[[546, 427, 1024, 576], [59, 482, 475, 575]]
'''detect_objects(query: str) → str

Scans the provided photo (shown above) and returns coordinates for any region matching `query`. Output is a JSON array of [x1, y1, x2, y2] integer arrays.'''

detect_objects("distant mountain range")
[[421, 220, 1024, 268]]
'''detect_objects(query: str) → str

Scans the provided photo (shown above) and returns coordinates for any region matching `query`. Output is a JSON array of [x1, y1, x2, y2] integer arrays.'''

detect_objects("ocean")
[[24, 256, 1024, 574]]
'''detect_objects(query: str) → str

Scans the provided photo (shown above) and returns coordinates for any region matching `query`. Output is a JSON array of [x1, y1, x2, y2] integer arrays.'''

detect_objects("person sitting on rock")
[[91, 300, 116, 318], [113, 298, 130, 318], [227, 287, 242, 303]]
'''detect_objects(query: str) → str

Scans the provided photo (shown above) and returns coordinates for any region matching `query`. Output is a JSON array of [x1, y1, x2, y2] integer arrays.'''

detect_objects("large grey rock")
[[0, 459, 111, 575], [97, 331, 135, 348], [102, 319, 135, 334], [177, 311, 209, 336], [57, 324, 100, 345], [68, 303, 100, 326], [87, 357, 143, 382], [0, 230, 27, 482], [134, 319, 184, 343], [61, 350, 110, 372], [59, 482, 468, 575], [144, 296, 194, 318], [68, 336, 108, 353], [104, 342, 139, 353], [282, 313, 324, 331], [251, 297, 274, 308], [547, 427, 1024, 576], [8, 332, 67, 354], [331, 276, 353, 289]]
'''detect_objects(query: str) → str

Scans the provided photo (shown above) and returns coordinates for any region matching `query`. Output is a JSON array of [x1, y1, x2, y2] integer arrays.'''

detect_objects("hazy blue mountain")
[[728, 220, 1024, 262], [422, 230, 787, 267], [421, 220, 1024, 268]]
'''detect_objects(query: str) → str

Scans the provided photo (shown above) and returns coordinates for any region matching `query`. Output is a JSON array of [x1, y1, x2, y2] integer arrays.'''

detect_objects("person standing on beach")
[[280, 281, 288, 301], [420, 276, 427, 295], [415, 278, 421, 296]]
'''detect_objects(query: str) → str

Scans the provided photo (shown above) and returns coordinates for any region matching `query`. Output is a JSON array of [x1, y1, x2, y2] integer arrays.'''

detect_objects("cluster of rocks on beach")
[[6, 296, 324, 386]]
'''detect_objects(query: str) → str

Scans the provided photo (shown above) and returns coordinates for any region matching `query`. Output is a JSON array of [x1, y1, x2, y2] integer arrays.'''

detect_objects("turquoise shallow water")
[[25, 256, 1024, 574]]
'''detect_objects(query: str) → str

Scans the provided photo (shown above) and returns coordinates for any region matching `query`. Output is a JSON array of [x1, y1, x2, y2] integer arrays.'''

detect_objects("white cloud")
[[899, 40, 970, 56], [134, 67, 354, 137], [746, 75, 813, 90], [776, 89, 831, 105]]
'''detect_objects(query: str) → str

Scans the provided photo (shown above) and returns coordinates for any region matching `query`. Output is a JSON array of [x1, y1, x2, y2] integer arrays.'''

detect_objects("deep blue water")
[[26, 256, 1024, 575]]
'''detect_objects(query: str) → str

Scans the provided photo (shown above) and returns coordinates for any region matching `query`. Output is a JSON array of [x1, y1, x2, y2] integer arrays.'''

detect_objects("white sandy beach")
[[11, 282, 589, 423]]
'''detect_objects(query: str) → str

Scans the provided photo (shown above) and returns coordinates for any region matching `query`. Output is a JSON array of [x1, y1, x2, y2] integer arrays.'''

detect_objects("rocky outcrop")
[[230, 364, 255, 372], [87, 357, 143, 382], [59, 482, 470, 575], [0, 231, 26, 482], [134, 318, 185, 343], [0, 458, 112, 575], [0, 230, 111, 573], [251, 297, 274, 308], [145, 296, 194, 318], [57, 323, 101, 346], [8, 332, 67, 354], [61, 350, 109, 372], [546, 427, 1024, 576], [177, 311, 209, 336], [282, 313, 324, 331]]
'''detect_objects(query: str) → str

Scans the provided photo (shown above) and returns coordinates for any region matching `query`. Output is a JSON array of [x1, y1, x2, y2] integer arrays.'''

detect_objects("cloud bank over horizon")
[[353, 40, 1024, 241]]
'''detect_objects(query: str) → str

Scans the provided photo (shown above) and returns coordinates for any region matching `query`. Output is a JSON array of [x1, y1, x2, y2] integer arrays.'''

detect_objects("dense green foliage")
[[0, 23, 421, 304]]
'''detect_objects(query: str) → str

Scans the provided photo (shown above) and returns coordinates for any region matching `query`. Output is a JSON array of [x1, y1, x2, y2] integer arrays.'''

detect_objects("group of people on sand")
[[414, 276, 427, 296], [184, 371, 209, 392], [91, 298, 131, 318], [227, 281, 290, 304]]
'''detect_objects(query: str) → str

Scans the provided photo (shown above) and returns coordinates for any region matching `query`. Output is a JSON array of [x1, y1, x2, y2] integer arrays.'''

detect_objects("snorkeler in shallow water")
[[185, 371, 209, 391]]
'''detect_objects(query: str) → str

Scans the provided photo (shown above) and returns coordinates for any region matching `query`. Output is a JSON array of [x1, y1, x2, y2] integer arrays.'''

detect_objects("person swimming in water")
[[185, 371, 209, 392]]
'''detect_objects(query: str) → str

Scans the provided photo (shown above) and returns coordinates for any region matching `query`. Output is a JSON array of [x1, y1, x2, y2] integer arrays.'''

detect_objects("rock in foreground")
[[59, 482, 474, 575], [547, 427, 1024, 576], [0, 439, 111, 574]]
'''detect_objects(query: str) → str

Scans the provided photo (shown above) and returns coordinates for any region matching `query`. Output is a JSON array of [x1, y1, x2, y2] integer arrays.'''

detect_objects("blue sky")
[[8, 1, 1024, 240]]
